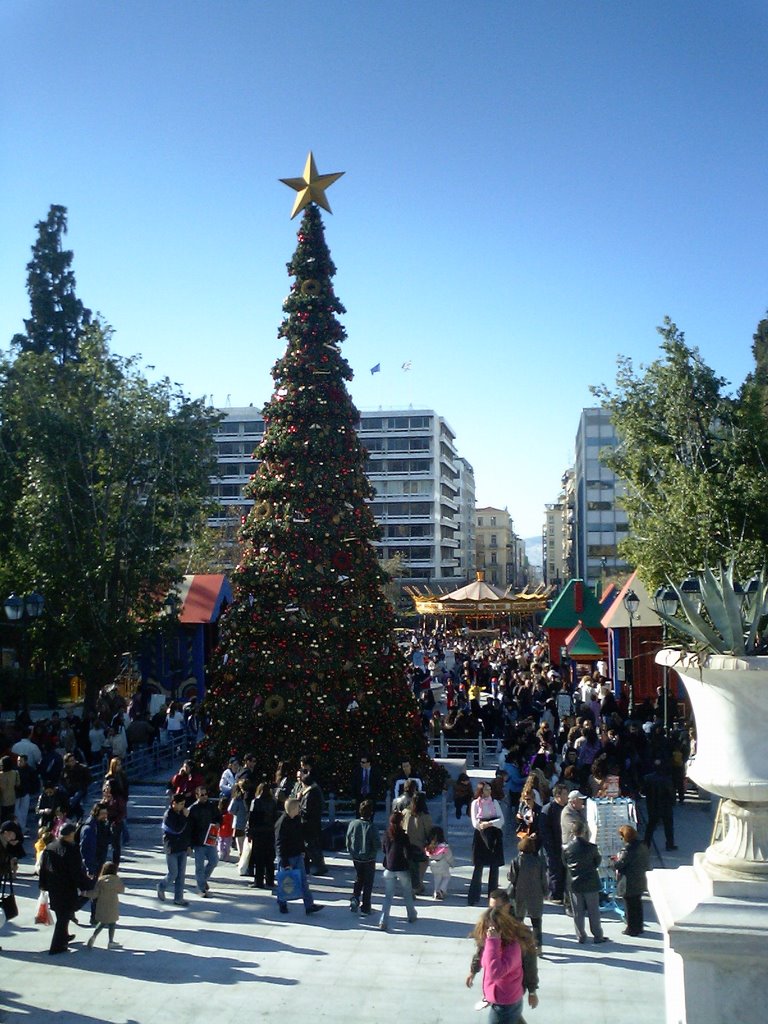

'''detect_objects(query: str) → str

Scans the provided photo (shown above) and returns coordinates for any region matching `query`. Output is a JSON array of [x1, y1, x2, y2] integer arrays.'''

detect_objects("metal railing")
[[88, 733, 184, 792], [437, 731, 499, 768]]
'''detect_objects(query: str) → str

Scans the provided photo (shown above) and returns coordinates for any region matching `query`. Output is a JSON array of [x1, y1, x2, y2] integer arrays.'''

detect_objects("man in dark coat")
[[350, 755, 383, 816], [538, 783, 569, 902], [298, 769, 327, 875], [39, 822, 88, 955], [643, 761, 677, 850], [562, 820, 607, 944]]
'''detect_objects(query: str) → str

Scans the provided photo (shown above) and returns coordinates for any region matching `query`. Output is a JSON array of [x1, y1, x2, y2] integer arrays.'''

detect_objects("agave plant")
[[656, 562, 768, 657]]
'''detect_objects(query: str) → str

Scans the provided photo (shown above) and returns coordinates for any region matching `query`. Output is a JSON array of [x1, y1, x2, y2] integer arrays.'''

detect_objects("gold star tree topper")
[[280, 152, 344, 219]]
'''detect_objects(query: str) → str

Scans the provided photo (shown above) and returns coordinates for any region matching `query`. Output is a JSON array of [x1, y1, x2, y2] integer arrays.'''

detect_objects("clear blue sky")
[[2, 1, 767, 540]]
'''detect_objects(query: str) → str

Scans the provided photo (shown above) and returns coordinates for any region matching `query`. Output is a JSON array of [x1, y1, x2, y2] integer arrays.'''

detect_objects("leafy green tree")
[[11, 205, 91, 363], [1, 209, 220, 710], [592, 317, 768, 586], [180, 507, 246, 575], [203, 205, 432, 792]]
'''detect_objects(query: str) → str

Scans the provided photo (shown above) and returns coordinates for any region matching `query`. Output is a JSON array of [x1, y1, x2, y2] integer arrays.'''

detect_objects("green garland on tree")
[[202, 204, 437, 794]]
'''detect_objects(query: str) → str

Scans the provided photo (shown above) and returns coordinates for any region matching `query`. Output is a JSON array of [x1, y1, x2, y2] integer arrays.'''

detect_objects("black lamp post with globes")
[[3, 591, 45, 711]]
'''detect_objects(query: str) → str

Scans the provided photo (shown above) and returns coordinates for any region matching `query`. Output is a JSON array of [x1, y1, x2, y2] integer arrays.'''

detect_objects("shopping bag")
[[276, 866, 303, 902], [237, 838, 253, 876], [35, 891, 53, 926], [204, 823, 219, 847]]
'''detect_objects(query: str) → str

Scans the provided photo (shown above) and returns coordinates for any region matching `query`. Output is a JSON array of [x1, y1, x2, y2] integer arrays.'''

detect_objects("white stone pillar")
[[649, 854, 768, 1024]]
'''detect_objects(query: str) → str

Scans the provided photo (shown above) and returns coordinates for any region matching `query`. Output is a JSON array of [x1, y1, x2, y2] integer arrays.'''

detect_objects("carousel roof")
[[406, 572, 552, 617], [440, 577, 511, 602]]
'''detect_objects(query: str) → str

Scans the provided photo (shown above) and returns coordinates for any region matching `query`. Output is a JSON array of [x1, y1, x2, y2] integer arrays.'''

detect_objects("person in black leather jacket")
[[188, 787, 220, 898], [562, 821, 606, 944]]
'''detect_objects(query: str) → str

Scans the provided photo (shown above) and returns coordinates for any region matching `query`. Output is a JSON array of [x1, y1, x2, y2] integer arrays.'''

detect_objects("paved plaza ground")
[[0, 781, 713, 1024]]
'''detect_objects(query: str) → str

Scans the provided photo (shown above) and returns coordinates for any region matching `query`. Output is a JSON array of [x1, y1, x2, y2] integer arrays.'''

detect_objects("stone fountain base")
[[648, 854, 768, 1024]]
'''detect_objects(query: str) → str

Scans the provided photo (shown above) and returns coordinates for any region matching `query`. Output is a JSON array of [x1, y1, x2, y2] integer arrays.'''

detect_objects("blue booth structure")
[[141, 573, 232, 701]]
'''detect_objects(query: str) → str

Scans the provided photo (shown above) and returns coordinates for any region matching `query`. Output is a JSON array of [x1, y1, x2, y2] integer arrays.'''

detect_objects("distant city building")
[[543, 503, 566, 586], [573, 407, 631, 588], [475, 506, 528, 589], [455, 457, 476, 580], [209, 406, 473, 585], [543, 468, 575, 587]]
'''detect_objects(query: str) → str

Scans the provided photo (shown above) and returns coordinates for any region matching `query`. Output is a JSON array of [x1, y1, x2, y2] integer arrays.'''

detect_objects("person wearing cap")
[[218, 757, 240, 799], [560, 790, 588, 847], [39, 822, 89, 955], [559, 790, 588, 915]]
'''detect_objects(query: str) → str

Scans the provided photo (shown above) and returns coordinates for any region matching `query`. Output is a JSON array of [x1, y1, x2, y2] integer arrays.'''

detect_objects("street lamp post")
[[623, 588, 640, 718], [3, 591, 45, 711], [653, 584, 680, 733]]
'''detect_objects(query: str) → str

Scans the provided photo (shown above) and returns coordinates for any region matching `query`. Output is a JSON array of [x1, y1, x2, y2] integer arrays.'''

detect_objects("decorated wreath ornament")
[[264, 694, 286, 717], [301, 278, 322, 297]]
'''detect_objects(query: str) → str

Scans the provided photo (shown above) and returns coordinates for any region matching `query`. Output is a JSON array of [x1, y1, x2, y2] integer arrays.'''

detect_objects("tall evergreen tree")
[[11, 205, 92, 363], [203, 204, 430, 792]]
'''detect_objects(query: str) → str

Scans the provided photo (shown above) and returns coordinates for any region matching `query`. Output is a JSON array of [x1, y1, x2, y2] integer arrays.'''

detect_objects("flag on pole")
[[370, 363, 381, 375]]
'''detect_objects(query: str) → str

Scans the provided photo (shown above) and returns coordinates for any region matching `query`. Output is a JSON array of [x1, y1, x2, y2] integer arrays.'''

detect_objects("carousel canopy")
[[406, 571, 552, 618]]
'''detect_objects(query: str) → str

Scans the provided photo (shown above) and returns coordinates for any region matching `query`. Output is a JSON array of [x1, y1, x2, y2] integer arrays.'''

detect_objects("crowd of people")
[[0, 626, 697, 1020]]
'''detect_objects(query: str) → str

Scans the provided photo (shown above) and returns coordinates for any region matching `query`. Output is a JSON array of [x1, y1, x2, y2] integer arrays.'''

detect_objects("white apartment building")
[[573, 407, 631, 588], [209, 406, 473, 585]]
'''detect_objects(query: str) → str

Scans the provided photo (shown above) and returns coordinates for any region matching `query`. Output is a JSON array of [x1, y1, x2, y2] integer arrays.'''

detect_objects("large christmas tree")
[[202, 158, 431, 793]]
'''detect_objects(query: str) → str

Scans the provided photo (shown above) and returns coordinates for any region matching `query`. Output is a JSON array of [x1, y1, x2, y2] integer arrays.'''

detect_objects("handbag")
[[276, 866, 303, 902], [1, 875, 18, 922], [479, 824, 502, 855]]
